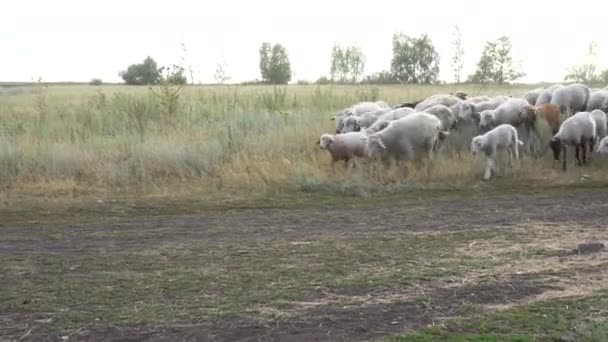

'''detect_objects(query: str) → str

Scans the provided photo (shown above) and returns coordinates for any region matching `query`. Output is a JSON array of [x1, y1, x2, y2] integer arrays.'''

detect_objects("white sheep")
[[362, 118, 391, 135], [587, 90, 608, 112], [535, 84, 563, 106], [550, 83, 591, 116], [377, 107, 415, 121], [596, 136, 608, 155], [361, 112, 450, 165], [549, 111, 596, 171], [470, 124, 524, 180], [424, 104, 457, 130], [414, 94, 463, 112], [472, 95, 510, 114], [590, 109, 608, 142], [332, 101, 385, 133], [318, 131, 367, 167], [477, 98, 531, 132], [523, 88, 543, 105]]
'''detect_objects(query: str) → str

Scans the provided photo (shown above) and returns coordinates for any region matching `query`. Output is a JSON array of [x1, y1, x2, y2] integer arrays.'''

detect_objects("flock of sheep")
[[319, 83, 608, 180]]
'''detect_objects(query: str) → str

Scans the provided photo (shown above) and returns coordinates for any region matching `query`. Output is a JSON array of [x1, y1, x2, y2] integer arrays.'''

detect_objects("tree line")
[[113, 27, 608, 86]]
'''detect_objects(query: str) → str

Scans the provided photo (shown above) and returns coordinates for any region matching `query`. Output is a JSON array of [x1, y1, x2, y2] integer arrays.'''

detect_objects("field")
[[2, 84, 608, 341]]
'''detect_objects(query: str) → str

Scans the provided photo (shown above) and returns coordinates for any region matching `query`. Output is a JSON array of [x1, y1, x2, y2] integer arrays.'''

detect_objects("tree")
[[329, 43, 366, 83], [214, 58, 231, 84], [564, 41, 600, 83], [259, 42, 292, 84], [390, 33, 440, 84], [160, 64, 187, 85], [468, 36, 524, 84], [119, 56, 162, 85], [451, 26, 465, 84]]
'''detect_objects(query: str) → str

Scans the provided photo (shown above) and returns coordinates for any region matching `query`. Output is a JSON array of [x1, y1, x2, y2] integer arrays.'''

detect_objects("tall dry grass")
[[1, 83, 607, 201]]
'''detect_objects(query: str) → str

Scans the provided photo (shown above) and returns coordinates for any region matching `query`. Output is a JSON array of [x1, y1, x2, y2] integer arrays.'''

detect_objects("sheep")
[[360, 112, 450, 166], [478, 98, 531, 132], [590, 109, 608, 142], [550, 83, 591, 116], [596, 136, 608, 155], [424, 104, 457, 130], [472, 95, 510, 113], [523, 88, 543, 105], [470, 124, 524, 180], [332, 101, 385, 133], [414, 94, 462, 112], [535, 84, 563, 106], [587, 90, 608, 112], [549, 111, 596, 171], [318, 131, 367, 168], [451, 91, 468, 100], [377, 107, 415, 121], [362, 118, 391, 135], [353, 109, 390, 130], [340, 116, 360, 134]]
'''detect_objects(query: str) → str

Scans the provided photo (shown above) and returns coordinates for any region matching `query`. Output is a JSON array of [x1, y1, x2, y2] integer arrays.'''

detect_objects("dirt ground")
[[1, 188, 608, 342]]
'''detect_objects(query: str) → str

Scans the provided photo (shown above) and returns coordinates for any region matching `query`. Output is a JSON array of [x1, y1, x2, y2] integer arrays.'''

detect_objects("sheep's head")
[[549, 137, 562, 161], [597, 137, 608, 155], [319, 134, 335, 150], [470, 136, 484, 156], [361, 134, 386, 158], [478, 110, 495, 133], [452, 91, 468, 100], [341, 116, 359, 133], [520, 104, 537, 126]]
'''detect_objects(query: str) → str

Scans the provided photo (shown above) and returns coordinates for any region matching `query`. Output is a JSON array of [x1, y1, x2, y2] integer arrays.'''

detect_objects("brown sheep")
[[520, 104, 562, 157]]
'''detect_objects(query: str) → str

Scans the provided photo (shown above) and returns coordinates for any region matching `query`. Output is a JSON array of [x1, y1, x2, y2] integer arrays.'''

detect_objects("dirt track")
[[2, 189, 608, 342]]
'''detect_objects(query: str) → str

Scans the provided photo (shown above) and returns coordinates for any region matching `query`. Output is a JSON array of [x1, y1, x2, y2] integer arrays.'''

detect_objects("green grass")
[[387, 290, 608, 342], [5, 82, 605, 204]]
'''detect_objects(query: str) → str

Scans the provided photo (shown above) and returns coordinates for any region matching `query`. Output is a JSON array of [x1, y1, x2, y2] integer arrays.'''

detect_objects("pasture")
[[2, 84, 608, 341]]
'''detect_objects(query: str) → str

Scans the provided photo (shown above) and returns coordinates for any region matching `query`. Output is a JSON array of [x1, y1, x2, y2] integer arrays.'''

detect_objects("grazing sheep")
[[424, 104, 457, 130], [354, 109, 390, 130], [535, 84, 563, 106], [596, 136, 608, 155], [361, 112, 449, 165], [318, 132, 367, 167], [472, 95, 510, 113], [332, 101, 385, 133], [523, 88, 543, 105], [470, 124, 524, 180], [549, 111, 596, 171], [478, 98, 531, 132], [362, 118, 391, 135], [340, 116, 360, 134], [590, 109, 608, 142], [377, 107, 415, 121], [587, 90, 608, 112], [466, 96, 491, 104], [414, 94, 462, 112], [550, 83, 591, 116]]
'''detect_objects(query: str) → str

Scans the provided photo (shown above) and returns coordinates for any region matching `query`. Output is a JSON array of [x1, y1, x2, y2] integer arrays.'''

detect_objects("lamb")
[[550, 83, 591, 116], [361, 112, 450, 165], [332, 101, 385, 133], [472, 95, 510, 113], [549, 111, 596, 171], [590, 109, 608, 142], [478, 98, 532, 132], [523, 88, 543, 105], [362, 118, 391, 135], [424, 104, 457, 130], [470, 124, 524, 180], [414, 94, 463, 112], [318, 131, 367, 167], [596, 136, 608, 155], [377, 107, 415, 121], [535, 84, 563, 106], [587, 90, 608, 112]]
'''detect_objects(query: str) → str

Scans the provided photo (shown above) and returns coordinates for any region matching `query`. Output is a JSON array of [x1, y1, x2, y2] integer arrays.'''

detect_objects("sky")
[[2, 0, 607, 84]]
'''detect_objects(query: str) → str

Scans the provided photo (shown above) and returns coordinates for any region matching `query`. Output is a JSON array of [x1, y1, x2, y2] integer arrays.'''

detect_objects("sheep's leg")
[[483, 157, 493, 180], [581, 141, 588, 165], [575, 144, 583, 167], [507, 147, 513, 168], [562, 146, 567, 172]]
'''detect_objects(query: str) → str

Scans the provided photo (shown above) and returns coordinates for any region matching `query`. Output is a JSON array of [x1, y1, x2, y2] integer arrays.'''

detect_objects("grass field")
[[3, 82, 607, 207], [2, 83, 608, 341]]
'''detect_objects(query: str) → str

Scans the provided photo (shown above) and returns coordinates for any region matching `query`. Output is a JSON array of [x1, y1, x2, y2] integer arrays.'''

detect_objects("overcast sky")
[[2, 0, 607, 84]]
